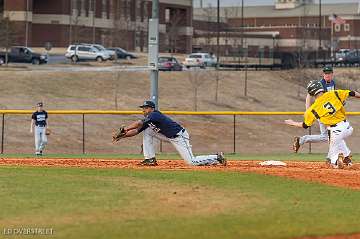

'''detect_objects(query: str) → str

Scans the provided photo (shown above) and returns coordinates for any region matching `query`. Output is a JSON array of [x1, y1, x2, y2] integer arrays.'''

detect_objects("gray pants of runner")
[[299, 120, 328, 145], [34, 126, 47, 152], [143, 128, 219, 166]]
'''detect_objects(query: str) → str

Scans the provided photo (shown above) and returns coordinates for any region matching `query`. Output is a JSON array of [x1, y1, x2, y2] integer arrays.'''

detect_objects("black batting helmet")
[[307, 80, 324, 96]]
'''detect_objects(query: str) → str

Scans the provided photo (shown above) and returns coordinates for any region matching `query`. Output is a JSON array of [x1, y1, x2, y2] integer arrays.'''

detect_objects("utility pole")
[[318, 0, 322, 58], [25, 0, 29, 47], [241, 0, 244, 56], [69, 0, 73, 44], [241, 0, 248, 97], [149, 0, 159, 109], [216, 0, 220, 66], [92, 0, 96, 43]]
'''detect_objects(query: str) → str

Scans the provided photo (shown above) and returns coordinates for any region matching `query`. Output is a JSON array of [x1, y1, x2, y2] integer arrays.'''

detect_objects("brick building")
[[194, 0, 360, 61], [0, 0, 193, 53]]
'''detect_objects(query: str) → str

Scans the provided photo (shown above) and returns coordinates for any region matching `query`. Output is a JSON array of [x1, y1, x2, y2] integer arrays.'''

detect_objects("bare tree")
[[201, 4, 215, 53], [0, 15, 21, 64], [188, 70, 209, 111], [166, 9, 185, 53], [279, 69, 320, 98], [112, 0, 132, 49]]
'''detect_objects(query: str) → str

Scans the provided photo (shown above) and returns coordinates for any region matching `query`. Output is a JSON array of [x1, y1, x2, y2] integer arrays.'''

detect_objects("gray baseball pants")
[[34, 126, 47, 152]]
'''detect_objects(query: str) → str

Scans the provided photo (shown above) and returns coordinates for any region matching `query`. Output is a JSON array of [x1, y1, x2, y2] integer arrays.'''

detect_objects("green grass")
[[0, 167, 360, 239], [1, 152, 358, 162]]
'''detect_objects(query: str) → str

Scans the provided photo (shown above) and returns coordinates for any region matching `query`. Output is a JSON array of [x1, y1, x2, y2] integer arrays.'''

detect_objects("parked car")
[[89, 44, 116, 60], [107, 47, 137, 60], [183, 53, 216, 68], [158, 56, 183, 71], [343, 50, 360, 66], [335, 48, 350, 62], [0, 46, 48, 65], [65, 44, 111, 62]]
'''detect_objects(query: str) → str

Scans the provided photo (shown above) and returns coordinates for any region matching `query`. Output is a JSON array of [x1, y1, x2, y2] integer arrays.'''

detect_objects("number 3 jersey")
[[303, 90, 351, 127]]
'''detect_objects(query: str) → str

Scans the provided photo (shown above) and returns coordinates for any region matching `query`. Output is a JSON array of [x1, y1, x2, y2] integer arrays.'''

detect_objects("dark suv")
[[343, 50, 360, 66], [0, 46, 48, 65]]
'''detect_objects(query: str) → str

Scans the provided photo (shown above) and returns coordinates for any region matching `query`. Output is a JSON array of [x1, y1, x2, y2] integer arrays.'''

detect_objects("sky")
[[194, 0, 359, 7]]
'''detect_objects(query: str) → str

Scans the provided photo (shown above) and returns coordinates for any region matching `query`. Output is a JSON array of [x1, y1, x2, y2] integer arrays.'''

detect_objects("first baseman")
[[112, 100, 226, 166], [293, 66, 336, 152], [285, 80, 360, 168], [30, 102, 48, 156]]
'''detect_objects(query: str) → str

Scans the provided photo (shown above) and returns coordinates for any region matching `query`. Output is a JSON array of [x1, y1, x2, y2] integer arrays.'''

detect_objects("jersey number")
[[324, 102, 336, 115]]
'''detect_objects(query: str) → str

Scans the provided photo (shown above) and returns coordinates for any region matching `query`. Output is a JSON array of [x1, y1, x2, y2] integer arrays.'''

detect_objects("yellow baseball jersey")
[[304, 90, 350, 127]]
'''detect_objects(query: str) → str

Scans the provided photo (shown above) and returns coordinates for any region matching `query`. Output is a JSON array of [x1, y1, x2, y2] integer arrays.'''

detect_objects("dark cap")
[[323, 66, 333, 73], [139, 100, 155, 108], [36, 102, 43, 107]]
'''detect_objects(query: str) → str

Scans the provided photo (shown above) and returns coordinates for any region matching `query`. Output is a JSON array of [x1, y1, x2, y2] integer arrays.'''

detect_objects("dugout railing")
[[1, 110, 360, 154]]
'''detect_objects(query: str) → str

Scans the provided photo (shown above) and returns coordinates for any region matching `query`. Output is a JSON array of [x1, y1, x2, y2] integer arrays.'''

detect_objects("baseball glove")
[[45, 128, 51, 136], [112, 126, 126, 142]]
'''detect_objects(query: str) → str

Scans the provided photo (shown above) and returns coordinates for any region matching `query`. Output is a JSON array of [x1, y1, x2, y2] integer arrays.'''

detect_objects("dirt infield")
[[1, 158, 360, 190]]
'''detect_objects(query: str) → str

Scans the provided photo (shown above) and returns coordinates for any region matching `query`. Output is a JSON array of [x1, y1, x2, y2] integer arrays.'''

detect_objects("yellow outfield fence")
[[0, 110, 360, 115], [1, 110, 360, 154]]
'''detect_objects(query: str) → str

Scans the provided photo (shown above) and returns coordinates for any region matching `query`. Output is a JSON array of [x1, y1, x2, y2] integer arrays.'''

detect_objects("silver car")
[[65, 45, 111, 62]]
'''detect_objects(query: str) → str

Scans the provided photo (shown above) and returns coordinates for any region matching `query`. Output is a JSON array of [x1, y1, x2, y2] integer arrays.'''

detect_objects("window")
[[102, 0, 107, 19], [344, 23, 350, 32], [80, 0, 86, 16], [78, 46, 90, 51], [165, 9, 170, 23], [334, 24, 341, 32]]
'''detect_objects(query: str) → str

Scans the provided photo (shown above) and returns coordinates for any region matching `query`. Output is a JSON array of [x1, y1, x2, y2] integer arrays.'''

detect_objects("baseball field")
[[1, 153, 360, 239], [1, 66, 360, 238]]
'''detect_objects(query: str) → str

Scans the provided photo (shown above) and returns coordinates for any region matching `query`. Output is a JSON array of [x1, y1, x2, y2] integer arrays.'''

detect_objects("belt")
[[35, 125, 46, 128], [169, 128, 185, 138], [330, 120, 346, 128]]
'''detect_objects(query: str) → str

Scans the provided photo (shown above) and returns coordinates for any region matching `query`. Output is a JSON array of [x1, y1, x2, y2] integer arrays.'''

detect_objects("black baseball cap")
[[36, 102, 43, 107], [139, 100, 155, 108], [323, 66, 333, 73]]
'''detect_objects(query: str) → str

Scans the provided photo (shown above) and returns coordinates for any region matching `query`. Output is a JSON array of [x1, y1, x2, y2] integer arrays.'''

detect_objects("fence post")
[[82, 114, 85, 154], [233, 114, 236, 154], [308, 126, 312, 154], [1, 114, 4, 154]]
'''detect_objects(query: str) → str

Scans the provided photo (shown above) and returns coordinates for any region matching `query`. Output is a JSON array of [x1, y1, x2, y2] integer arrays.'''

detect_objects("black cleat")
[[217, 152, 227, 166], [139, 157, 158, 166], [344, 155, 353, 166]]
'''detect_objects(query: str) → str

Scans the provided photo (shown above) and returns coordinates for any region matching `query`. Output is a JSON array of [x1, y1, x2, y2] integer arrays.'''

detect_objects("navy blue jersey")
[[32, 111, 48, 127], [139, 110, 183, 138], [320, 79, 335, 92]]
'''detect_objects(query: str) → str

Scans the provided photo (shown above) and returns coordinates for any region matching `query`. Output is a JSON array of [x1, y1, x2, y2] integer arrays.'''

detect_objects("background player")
[[293, 66, 336, 152], [285, 81, 360, 168], [113, 100, 226, 166], [30, 102, 49, 156]]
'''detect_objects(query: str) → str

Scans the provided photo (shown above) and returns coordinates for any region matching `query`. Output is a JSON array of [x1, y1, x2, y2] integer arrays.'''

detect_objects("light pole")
[[25, 0, 29, 47], [216, 0, 220, 67], [149, 0, 159, 109], [241, 0, 244, 59], [318, 0, 322, 58], [272, 33, 276, 65], [92, 0, 96, 43]]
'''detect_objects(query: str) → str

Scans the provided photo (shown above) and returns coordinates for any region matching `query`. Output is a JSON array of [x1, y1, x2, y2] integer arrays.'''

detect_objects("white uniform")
[[327, 120, 353, 164]]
